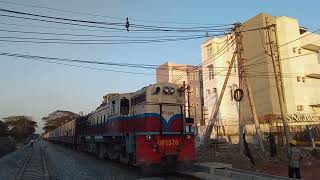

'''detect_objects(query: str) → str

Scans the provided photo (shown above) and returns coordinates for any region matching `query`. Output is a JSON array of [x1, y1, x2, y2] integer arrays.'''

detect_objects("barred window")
[[208, 65, 214, 80]]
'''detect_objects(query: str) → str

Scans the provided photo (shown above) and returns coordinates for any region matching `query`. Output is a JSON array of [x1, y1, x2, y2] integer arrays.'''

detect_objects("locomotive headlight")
[[145, 135, 152, 141], [163, 86, 171, 94], [186, 135, 191, 139], [169, 87, 175, 94]]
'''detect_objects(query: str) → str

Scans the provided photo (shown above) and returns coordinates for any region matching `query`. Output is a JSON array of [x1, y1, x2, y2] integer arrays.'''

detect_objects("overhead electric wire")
[[0, 52, 230, 77], [0, 0, 233, 26], [0, 8, 232, 32], [0, 35, 206, 42], [0, 28, 207, 39], [0, 14, 127, 31], [0, 52, 158, 69], [0, 8, 123, 26], [0, 36, 206, 44], [0, 51, 311, 79], [0, 22, 127, 33]]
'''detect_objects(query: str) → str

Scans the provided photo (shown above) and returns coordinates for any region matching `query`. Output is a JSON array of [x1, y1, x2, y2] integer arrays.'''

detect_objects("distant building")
[[156, 61, 204, 126], [201, 13, 320, 141], [98, 93, 119, 108]]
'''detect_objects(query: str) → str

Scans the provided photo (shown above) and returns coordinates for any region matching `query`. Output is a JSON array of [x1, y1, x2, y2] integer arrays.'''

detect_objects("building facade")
[[156, 61, 204, 126], [201, 13, 320, 142]]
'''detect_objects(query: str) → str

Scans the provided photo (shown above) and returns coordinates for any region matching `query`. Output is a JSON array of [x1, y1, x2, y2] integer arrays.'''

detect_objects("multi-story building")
[[156, 61, 204, 126], [201, 13, 320, 141]]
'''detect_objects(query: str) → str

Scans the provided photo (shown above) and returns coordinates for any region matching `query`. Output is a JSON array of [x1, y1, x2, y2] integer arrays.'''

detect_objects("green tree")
[[42, 110, 79, 133], [0, 120, 9, 137], [4, 116, 37, 140]]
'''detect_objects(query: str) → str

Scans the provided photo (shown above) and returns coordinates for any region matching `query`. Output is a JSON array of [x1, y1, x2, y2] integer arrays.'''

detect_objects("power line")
[[0, 35, 207, 42], [0, 14, 127, 31], [0, 22, 127, 33], [0, 36, 206, 44], [0, 28, 207, 39], [0, 8, 232, 32], [0, 52, 158, 69], [0, 8, 123, 26], [0, 0, 232, 26], [0, 51, 312, 79]]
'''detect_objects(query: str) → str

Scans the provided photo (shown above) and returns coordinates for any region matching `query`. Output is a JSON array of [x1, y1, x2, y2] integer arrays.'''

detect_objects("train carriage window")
[[112, 101, 116, 115], [120, 97, 130, 116], [96, 116, 99, 128]]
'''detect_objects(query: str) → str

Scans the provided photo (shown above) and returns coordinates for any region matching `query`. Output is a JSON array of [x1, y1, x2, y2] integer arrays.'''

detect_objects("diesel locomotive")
[[44, 83, 195, 170]]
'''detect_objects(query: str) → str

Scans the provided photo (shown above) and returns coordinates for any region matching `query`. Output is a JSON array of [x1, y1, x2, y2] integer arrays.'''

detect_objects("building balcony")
[[301, 33, 320, 52], [305, 64, 320, 79]]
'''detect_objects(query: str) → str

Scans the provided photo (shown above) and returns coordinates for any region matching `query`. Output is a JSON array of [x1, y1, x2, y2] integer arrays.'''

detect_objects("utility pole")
[[236, 23, 244, 155], [187, 85, 191, 118], [236, 23, 265, 153], [265, 18, 291, 145], [186, 70, 191, 118], [183, 80, 187, 118]]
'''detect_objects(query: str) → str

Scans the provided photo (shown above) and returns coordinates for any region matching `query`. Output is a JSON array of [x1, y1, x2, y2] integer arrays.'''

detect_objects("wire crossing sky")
[[0, 0, 319, 133]]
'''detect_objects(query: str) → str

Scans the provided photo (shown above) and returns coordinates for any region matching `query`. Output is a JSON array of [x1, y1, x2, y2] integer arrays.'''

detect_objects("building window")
[[208, 65, 214, 80], [196, 88, 199, 97], [207, 44, 212, 56], [189, 73, 193, 81], [229, 86, 233, 101], [189, 87, 194, 96], [194, 72, 198, 81], [96, 116, 99, 128]]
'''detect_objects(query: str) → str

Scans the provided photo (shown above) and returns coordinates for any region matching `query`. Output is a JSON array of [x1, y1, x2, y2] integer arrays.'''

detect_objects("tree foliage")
[[42, 110, 79, 133], [3, 116, 37, 140], [0, 120, 9, 137]]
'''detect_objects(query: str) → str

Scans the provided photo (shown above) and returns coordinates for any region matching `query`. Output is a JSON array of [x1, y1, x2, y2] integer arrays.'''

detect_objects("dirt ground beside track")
[[196, 144, 320, 180]]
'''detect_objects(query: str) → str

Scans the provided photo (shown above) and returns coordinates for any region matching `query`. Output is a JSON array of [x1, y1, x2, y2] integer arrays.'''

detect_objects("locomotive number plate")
[[157, 139, 179, 146]]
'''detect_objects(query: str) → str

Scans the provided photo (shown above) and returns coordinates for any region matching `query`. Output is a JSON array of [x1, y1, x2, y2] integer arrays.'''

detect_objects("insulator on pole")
[[126, 17, 130, 32]]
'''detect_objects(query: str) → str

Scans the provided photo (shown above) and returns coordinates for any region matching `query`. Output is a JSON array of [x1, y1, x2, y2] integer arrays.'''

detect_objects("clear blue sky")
[[0, 0, 319, 133]]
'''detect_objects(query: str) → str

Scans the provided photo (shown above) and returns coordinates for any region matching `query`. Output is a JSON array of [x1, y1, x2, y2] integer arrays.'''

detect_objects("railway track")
[[16, 143, 50, 180]]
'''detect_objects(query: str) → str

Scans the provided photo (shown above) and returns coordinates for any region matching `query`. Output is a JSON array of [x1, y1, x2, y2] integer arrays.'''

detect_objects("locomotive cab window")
[[120, 97, 130, 116]]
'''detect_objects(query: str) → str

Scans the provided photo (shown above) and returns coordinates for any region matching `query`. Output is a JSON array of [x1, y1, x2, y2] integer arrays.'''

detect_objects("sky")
[[0, 0, 319, 133]]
